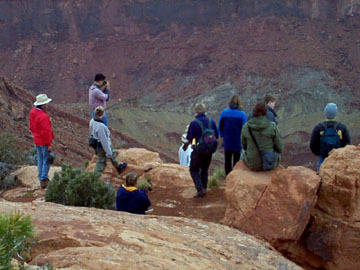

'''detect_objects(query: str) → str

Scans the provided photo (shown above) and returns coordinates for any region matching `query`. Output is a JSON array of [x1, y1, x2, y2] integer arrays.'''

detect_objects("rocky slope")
[[0, 77, 175, 168]]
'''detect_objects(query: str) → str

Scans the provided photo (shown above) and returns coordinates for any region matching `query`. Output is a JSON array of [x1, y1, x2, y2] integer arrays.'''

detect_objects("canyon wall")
[[1, 0, 360, 167]]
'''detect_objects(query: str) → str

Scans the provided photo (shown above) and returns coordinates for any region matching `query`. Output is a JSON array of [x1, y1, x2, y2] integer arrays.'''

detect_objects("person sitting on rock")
[[89, 106, 127, 174], [116, 172, 151, 215], [29, 94, 54, 189], [241, 103, 284, 171], [310, 103, 350, 172]]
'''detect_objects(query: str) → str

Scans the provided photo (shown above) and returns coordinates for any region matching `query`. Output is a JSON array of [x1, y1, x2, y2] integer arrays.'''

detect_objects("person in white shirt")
[[178, 133, 193, 167]]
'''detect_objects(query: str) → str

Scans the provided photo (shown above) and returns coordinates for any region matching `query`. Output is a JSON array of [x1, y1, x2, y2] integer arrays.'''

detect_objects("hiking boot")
[[116, 162, 127, 174], [193, 190, 206, 198], [40, 178, 50, 189]]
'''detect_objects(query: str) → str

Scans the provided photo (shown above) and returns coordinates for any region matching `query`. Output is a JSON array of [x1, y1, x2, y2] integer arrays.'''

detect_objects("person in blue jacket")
[[116, 172, 151, 215], [187, 103, 219, 198], [218, 95, 248, 175]]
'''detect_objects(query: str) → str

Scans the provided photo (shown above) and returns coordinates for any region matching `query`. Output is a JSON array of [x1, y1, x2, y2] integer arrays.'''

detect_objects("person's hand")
[[105, 81, 110, 89]]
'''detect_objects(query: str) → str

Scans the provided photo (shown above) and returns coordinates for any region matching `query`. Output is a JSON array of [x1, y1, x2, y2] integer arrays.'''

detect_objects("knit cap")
[[324, 103, 338, 119]]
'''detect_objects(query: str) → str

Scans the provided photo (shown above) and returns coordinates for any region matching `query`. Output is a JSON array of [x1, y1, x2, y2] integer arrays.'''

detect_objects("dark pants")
[[189, 150, 212, 193], [224, 150, 241, 175]]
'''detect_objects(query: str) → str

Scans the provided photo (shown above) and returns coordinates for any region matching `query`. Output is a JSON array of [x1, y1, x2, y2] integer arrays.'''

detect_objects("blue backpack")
[[195, 119, 218, 154], [320, 122, 341, 158]]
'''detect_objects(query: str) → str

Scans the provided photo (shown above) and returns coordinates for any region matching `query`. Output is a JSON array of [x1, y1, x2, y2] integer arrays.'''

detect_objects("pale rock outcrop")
[[86, 148, 163, 187], [223, 161, 320, 244], [0, 200, 303, 270], [317, 145, 360, 222], [2, 166, 61, 202], [146, 163, 193, 188]]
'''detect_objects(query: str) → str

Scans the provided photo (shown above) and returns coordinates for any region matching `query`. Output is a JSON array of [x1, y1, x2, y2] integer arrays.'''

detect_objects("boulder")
[[223, 161, 321, 244], [146, 163, 193, 188], [0, 200, 304, 270], [86, 148, 164, 188], [1, 166, 61, 202], [305, 209, 360, 270], [317, 145, 360, 222]]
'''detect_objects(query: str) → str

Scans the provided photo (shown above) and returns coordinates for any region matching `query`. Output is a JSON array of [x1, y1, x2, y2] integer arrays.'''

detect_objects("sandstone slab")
[[223, 162, 320, 244], [318, 145, 360, 222], [0, 200, 303, 270]]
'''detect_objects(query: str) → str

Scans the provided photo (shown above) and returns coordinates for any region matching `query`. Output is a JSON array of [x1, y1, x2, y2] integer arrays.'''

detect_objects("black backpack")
[[195, 119, 218, 154], [320, 122, 341, 158]]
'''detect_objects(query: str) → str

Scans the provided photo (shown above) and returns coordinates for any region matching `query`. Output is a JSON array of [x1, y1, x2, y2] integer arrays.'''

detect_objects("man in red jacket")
[[29, 94, 54, 188]]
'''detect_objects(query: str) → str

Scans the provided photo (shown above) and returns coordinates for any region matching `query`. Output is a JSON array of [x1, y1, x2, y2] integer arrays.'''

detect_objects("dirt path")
[[1, 180, 227, 224]]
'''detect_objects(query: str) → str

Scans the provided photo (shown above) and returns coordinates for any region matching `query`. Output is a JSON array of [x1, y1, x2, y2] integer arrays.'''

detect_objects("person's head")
[[94, 106, 105, 118], [324, 103, 338, 119], [34, 94, 52, 110], [194, 103, 206, 114], [94, 73, 106, 85], [228, 94, 243, 110], [263, 94, 276, 109], [181, 133, 188, 144], [125, 172, 138, 187], [253, 103, 267, 117]]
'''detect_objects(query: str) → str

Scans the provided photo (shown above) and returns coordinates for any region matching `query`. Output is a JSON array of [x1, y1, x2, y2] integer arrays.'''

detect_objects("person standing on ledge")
[[310, 103, 350, 172], [263, 94, 278, 124], [89, 73, 111, 127], [218, 94, 248, 175], [248, 94, 278, 124], [186, 103, 219, 198], [29, 94, 54, 189]]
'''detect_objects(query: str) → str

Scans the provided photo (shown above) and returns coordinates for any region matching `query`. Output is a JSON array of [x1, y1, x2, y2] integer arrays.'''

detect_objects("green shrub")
[[83, 160, 89, 169], [45, 165, 115, 209], [0, 211, 35, 269], [0, 163, 19, 192], [136, 175, 153, 191], [23, 147, 37, 166], [208, 168, 226, 189], [0, 133, 25, 165]]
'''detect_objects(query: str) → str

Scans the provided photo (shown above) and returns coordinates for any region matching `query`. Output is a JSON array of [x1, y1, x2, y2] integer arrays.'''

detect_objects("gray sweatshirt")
[[89, 118, 113, 157]]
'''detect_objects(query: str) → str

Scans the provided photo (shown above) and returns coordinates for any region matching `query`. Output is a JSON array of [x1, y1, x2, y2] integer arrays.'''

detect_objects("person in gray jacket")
[[89, 106, 127, 174]]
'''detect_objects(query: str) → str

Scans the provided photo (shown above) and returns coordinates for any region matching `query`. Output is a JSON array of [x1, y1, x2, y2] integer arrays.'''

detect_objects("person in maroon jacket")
[[29, 94, 54, 189]]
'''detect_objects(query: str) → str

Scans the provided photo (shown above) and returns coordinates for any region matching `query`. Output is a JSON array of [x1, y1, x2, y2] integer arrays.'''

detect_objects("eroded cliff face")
[[0, 0, 360, 168]]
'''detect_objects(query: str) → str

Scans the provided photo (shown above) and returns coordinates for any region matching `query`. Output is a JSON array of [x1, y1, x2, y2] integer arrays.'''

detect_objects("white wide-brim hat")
[[34, 94, 52, 106], [181, 133, 189, 144]]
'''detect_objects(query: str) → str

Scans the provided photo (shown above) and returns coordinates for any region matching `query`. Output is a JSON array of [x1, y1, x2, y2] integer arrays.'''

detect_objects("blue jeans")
[[36, 145, 50, 181], [317, 156, 325, 172], [91, 111, 108, 127]]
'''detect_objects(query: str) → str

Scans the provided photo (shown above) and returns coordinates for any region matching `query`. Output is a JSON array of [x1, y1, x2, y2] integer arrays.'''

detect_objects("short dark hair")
[[94, 73, 106, 82], [263, 94, 276, 104], [253, 103, 267, 117]]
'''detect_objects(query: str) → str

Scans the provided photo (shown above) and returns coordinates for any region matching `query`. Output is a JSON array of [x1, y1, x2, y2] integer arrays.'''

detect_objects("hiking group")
[[28, 72, 351, 213]]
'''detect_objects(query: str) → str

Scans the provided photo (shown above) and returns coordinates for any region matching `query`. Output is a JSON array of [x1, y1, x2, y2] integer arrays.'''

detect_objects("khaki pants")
[[95, 147, 119, 173]]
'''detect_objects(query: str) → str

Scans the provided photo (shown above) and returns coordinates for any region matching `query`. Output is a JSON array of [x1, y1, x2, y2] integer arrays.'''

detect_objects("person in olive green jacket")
[[241, 103, 284, 171]]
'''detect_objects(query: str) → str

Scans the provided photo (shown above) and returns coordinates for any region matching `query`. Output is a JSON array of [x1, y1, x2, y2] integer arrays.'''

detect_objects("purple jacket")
[[89, 83, 109, 109]]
